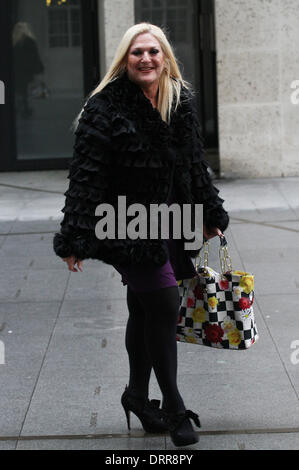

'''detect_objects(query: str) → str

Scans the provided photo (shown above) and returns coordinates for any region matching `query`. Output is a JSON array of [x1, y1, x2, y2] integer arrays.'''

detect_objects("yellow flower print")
[[227, 328, 242, 346], [192, 307, 206, 323], [239, 275, 254, 294], [222, 316, 235, 333], [202, 267, 214, 279], [232, 270, 250, 276], [186, 336, 198, 344], [177, 280, 182, 286], [208, 296, 218, 309]]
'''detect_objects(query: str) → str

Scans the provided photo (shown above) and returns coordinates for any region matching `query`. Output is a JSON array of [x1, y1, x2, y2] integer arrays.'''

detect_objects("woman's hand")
[[62, 255, 83, 272], [203, 224, 223, 241]]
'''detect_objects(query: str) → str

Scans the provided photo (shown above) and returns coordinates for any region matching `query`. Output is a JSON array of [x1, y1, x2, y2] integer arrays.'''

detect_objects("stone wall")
[[214, 0, 299, 177], [97, 0, 135, 76]]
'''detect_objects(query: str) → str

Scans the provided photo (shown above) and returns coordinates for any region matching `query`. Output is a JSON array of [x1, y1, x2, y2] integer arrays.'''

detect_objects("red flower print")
[[187, 297, 195, 308], [177, 315, 182, 324], [193, 284, 204, 300], [204, 324, 224, 344], [219, 279, 229, 290], [239, 297, 253, 310]]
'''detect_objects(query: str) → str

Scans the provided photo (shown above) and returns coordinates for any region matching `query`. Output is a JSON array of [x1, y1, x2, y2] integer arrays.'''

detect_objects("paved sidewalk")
[[0, 171, 298, 450]]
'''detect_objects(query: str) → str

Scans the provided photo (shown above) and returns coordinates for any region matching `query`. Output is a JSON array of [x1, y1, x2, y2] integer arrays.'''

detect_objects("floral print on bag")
[[176, 261, 258, 349], [239, 275, 254, 294], [204, 324, 224, 344], [227, 328, 242, 346], [222, 316, 236, 333], [208, 296, 218, 310], [192, 307, 207, 323]]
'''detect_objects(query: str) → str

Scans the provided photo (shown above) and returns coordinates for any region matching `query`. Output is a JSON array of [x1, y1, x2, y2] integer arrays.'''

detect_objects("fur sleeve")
[[53, 94, 113, 260]]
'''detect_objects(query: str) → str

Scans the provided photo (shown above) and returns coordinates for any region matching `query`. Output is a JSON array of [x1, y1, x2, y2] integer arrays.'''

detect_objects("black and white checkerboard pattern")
[[176, 266, 259, 350]]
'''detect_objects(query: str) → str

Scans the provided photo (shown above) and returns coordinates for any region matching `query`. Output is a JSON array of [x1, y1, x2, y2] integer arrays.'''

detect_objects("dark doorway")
[[135, 0, 219, 172], [0, 0, 100, 172]]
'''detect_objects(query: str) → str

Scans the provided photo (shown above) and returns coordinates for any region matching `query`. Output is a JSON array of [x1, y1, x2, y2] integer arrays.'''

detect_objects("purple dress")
[[112, 187, 197, 292]]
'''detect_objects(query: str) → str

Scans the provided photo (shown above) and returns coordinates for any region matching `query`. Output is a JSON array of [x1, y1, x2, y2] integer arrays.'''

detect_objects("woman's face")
[[126, 33, 165, 88]]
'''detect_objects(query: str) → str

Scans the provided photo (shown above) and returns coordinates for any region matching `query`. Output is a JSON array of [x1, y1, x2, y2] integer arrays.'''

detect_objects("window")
[[48, 0, 81, 48], [135, 0, 189, 43]]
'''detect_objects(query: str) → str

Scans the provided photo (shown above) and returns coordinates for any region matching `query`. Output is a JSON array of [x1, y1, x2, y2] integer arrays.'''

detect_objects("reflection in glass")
[[135, 0, 196, 85], [135, 0, 218, 151], [12, 0, 84, 160], [13, 22, 45, 119]]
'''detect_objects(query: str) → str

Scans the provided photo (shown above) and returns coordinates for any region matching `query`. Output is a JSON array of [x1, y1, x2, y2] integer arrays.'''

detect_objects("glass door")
[[0, 0, 99, 171], [135, 0, 219, 167]]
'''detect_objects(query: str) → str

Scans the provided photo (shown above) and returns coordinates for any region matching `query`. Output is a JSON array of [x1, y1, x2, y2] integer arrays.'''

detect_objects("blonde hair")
[[12, 22, 36, 46], [73, 22, 191, 131]]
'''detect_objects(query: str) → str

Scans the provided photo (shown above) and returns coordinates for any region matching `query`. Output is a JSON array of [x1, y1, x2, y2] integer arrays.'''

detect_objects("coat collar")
[[99, 71, 195, 164]]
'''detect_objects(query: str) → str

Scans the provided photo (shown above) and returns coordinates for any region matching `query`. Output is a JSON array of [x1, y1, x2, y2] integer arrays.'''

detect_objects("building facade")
[[215, 0, 299, 178], [0, 0, 298, 177]]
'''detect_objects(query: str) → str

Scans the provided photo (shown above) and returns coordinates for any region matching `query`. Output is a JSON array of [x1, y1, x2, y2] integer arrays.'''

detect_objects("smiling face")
[[126, 33, 165, 88]]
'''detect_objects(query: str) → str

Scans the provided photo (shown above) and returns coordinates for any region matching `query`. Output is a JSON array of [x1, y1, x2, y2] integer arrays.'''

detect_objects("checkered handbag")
[[176, 236, 259, 350]]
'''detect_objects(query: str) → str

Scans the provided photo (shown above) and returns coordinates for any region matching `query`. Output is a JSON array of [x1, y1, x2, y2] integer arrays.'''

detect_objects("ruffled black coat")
[[53, 72, 229, 267]]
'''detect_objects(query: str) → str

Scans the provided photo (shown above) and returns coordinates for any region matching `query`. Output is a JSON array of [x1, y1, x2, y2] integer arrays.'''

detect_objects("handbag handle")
[[195, 235, 233, 274]]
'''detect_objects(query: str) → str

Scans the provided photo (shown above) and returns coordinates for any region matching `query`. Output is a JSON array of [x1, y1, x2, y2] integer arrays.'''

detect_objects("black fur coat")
[[53, 72, 229, 267]]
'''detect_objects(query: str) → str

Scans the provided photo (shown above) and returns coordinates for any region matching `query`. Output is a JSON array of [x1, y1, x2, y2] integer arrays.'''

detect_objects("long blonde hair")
[[73, 22, 191, 131]]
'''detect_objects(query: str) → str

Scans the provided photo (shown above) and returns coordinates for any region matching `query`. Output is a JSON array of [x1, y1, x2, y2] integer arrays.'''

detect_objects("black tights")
[[125, 285, 185, 413]]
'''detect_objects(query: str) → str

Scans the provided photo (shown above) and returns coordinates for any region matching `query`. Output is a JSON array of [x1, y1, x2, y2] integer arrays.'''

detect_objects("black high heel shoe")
[[121, 386, 168, 433], [164, 409, 201, 447]]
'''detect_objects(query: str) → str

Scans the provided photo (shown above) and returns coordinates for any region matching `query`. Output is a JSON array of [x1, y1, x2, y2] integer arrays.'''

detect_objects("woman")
[[53, 23, 229, 447], [13, 22, 44, 117]]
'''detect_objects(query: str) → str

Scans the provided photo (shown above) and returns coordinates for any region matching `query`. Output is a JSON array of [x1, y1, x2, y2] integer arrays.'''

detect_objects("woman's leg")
[[134, 286, 186, 414], [125, 286, 153, 400]]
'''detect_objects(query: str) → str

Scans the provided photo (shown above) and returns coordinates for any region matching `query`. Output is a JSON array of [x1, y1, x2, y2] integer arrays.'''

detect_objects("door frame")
[[0, 0, 100, 172], [196, 0, 219, 150]]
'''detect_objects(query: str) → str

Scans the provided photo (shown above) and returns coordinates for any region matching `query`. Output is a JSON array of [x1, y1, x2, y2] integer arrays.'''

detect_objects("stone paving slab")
[[0, 269, 69, 303], [2, 430, 298, 450], [0, 201, 27, 222], [0, 233, 55, 257], [20, 375, 162, 437], [0, 440, 17, 450], [230, 246, 299, 265], [65, 267, 126, 302], [0, 173, 298, 450], [0, 254, 68, 271], [166, 431, 299, 450], [11, 219, 62, 234], [0, 301, 60, 436], [0, 170, 68, 193], [256, 293, 299, 396], [0, 270, 32, 302], [15, 435, 166, 450], [0, 255, 112, 272], [230, 222, 299, 251], [243, 261, 299, 296], [229, 208, 298, 223], [18, 304, 298, 438], [176, 370, 299, 432], [217, 176, 299, 204], [0, 221, 16, 234]]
